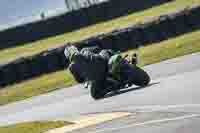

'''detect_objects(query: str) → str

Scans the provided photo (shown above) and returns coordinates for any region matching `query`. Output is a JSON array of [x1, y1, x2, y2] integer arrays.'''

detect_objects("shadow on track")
[[102, 82, 160, 99]]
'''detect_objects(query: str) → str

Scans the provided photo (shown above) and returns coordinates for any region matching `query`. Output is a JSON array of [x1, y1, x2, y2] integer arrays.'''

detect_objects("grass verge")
[[0, 30, 200, 106], [0, 70, 76, 105], [0, 121, 72, 133], [126, 30, 200, 66], [0, 0, 200, 64]]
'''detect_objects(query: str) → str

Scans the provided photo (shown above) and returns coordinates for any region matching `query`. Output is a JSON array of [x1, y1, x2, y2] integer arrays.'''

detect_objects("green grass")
[[125, 30, 200, 66], [0, 121, 72, 133], [0, 0, 200, 64], [0, 70, 76, 105], [0, 30, 200, 106]]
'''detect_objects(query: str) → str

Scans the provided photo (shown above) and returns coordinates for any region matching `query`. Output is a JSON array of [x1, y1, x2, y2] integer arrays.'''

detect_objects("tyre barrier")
[[0, 0, 172, 50], [0, 5, 200, 88], [79, 5, 200, 51], [13, 58, 32, 81], [0, 63, 18, 87]]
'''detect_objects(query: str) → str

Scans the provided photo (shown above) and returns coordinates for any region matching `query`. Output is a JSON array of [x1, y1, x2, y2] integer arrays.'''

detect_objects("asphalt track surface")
[[0, 52, 200, 133]]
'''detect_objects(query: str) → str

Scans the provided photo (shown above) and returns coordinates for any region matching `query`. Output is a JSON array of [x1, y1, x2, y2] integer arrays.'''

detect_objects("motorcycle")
[[66, 45, 150, 99], [86, 54, 151, 99]]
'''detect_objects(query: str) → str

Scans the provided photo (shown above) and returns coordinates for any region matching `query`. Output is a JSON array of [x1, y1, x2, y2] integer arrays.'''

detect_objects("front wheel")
[[129, 66, 150, 87]]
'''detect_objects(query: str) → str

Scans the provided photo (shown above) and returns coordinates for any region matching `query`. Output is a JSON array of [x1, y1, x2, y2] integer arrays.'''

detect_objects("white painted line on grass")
[[46, 112, 131, 133]]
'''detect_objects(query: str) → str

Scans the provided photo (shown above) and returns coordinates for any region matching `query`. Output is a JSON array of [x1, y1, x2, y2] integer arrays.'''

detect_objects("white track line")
[[126, 104, 200, 112], [91, 114, 200, 133]]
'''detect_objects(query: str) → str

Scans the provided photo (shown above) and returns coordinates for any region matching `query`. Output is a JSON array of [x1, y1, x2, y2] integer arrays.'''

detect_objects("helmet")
[[64, 45, 79, 62]]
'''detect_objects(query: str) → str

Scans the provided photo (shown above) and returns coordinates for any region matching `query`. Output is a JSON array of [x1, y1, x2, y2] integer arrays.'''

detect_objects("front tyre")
[[130, 66, 150, 87]]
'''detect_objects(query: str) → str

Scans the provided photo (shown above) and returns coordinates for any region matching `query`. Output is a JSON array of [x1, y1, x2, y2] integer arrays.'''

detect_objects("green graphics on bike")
[[108, 54, 123, 80]]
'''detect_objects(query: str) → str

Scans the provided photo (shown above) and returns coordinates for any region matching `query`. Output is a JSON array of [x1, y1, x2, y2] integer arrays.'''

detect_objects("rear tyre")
[[90, 81, 107, 100]]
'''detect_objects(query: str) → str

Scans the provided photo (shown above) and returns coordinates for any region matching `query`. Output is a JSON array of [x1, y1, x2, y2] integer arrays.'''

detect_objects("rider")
[[65, 44, 118, 98], [65, 45, 110, 82], [64, 44, 138, 98]]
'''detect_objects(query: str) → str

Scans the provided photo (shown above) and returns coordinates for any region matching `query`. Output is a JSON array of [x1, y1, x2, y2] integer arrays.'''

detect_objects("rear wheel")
[[89, 81, 107, 100]]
